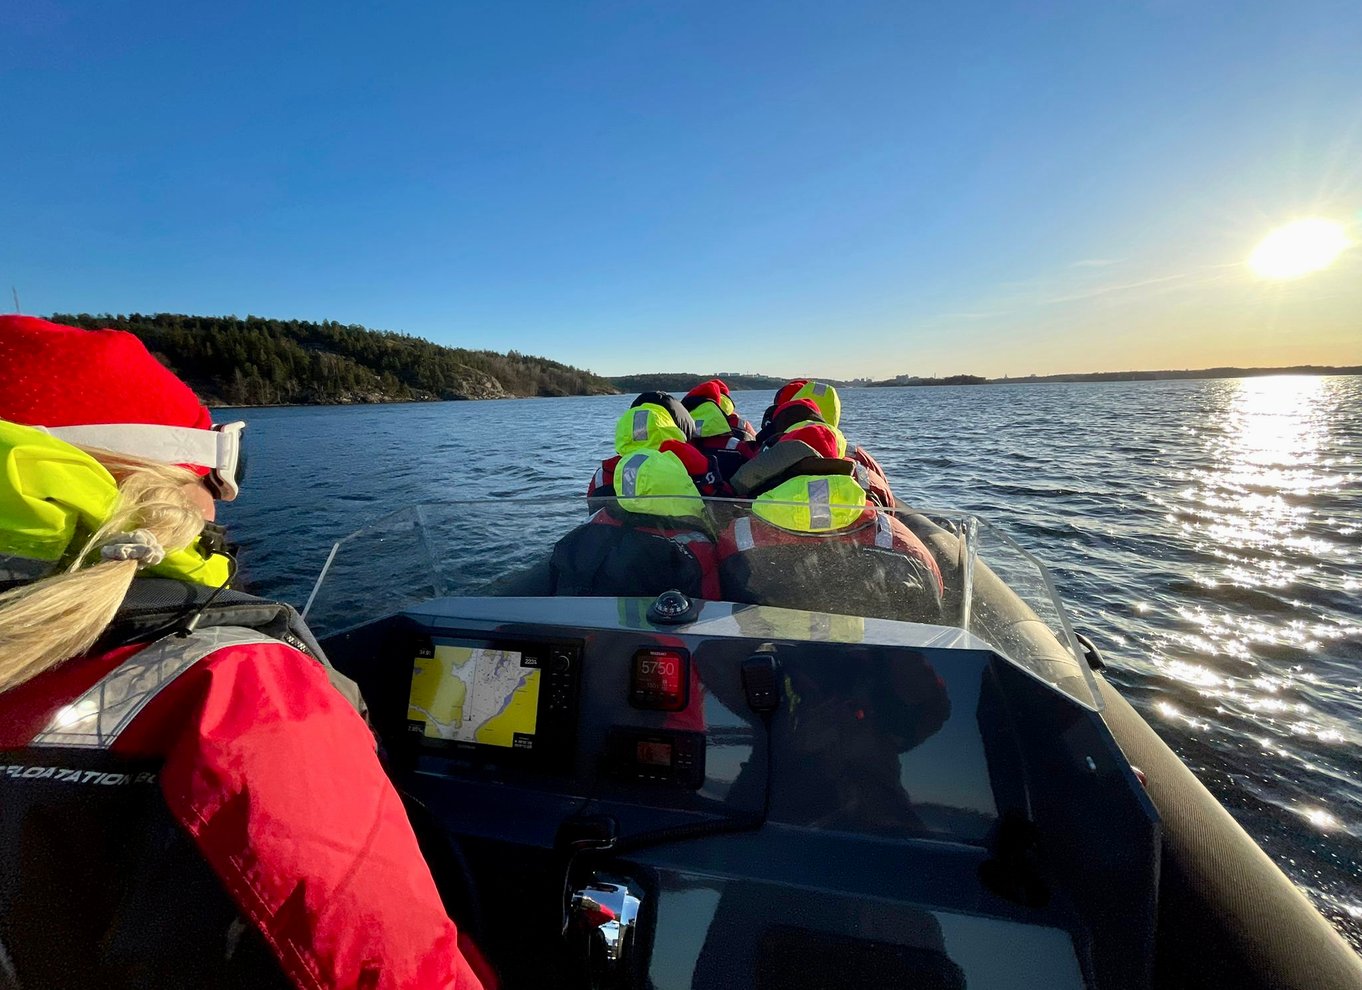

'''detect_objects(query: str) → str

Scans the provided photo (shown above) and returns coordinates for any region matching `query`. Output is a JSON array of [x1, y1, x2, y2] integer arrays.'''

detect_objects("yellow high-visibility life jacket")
[[614, 404, 688, 455], [791, 381, 841, 429], [614, 447, 707, 521], [688, 400, 734, 439], [751, 473, 868, 533]]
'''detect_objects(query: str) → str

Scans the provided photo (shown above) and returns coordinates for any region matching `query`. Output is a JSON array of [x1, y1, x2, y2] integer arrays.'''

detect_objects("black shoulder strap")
[[100, 579, 368, 718], [729, 440, 853, 498], [102, 578, 330, 661]]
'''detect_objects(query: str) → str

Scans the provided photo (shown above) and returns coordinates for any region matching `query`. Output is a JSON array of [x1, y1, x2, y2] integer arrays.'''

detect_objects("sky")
[[1, 0, 1359, 379]]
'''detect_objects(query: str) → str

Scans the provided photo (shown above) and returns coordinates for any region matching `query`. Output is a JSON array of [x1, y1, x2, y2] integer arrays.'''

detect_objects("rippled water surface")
[[221, 377, 1362, 946]]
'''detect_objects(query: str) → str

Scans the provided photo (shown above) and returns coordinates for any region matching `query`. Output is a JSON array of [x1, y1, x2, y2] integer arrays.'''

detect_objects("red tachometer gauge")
[[629, 647, 690, 712]]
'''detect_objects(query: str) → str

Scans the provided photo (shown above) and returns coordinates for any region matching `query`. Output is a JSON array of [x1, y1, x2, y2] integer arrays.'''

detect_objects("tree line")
[[609, 372, 836, 394], [49, 313, 617, 406]]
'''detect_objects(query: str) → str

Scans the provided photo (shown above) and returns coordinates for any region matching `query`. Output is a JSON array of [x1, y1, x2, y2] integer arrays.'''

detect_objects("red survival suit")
[[0, 579, 488, 990]]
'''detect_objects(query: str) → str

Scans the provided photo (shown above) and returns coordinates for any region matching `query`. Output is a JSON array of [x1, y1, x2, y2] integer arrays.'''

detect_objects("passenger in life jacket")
[[761, 379, 839, 432], [587, 391, 727, 499], [0, 316, 487, 990], [760, 380, 896, 507], [718, 426, 944, 622], [685, 379, 756, 440], [555, 445, 721, 600], [756, 397, 849, 453], [756, 397, 896, 508], [681, 379, 757, 483]]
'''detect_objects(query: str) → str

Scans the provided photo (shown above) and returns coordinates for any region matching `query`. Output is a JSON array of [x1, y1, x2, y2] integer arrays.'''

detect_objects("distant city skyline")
[[2, 1, 1359, 379]]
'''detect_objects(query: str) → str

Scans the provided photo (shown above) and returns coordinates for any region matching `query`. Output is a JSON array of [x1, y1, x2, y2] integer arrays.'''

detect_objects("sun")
[[1248, 218, 1352, 279]]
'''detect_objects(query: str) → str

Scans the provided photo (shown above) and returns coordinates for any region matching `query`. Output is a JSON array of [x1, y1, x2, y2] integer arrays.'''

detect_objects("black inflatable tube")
[[901, 512, 1362, 988], [1097, 677, 1362, 989]]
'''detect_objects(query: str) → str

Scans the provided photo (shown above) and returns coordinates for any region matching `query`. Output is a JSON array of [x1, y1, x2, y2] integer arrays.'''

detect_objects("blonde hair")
[[0, 448, 207, 693]]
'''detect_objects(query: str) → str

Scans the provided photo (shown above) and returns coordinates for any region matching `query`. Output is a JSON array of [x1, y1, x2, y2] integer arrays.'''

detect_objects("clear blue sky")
[[3, 1, 1359, 378]]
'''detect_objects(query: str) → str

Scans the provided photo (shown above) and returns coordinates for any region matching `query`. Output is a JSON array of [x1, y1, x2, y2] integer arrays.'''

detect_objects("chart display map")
[[408, 644, 541, 749]]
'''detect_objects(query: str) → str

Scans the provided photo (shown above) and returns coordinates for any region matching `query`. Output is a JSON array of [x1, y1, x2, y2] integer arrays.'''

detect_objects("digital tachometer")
[[629, 647, 690, 711]]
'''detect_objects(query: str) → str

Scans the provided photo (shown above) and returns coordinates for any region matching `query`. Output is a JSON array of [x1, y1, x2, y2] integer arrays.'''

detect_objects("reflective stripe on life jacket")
[[630, 409, 652, 443], [618, 451, 647, 496], [851, 445, 896, 508], [590, 461, 609, 495], [732, 516, 754, 551], [873, 511, 894, 548], [30, 626, 276, 749]]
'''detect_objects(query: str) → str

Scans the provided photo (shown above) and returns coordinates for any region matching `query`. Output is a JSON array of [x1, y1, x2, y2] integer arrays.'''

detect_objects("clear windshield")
[[302, 496, 1100, 709]]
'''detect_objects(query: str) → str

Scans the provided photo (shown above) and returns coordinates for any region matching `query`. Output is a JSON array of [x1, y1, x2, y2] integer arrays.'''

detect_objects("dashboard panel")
[[321, 596, 1160, 990], [332, 597, 1025, 846]]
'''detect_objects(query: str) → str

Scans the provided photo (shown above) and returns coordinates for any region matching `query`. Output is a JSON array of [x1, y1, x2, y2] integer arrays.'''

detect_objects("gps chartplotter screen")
[[408, 641, 542, 751]]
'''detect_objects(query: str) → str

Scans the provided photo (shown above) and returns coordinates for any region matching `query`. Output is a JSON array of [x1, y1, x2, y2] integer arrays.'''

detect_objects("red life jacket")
[[689, 432, 756, 488], [692, 433, 755, 456]]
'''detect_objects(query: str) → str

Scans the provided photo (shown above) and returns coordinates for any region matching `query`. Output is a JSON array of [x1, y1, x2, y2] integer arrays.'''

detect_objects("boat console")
[[323, 594, 1160, 990]]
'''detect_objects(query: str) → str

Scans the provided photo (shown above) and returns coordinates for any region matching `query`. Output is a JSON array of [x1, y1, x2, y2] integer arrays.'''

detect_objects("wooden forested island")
[[51, 313, 618, 405]]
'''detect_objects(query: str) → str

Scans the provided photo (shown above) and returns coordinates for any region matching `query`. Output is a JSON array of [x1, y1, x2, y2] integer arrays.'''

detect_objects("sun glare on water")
[[1248, 218, 1352, 279]]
